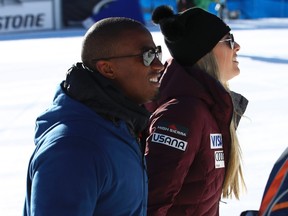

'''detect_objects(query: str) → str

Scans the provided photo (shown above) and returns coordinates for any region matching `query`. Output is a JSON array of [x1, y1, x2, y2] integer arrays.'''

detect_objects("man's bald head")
[[81, 17, 148, 71]]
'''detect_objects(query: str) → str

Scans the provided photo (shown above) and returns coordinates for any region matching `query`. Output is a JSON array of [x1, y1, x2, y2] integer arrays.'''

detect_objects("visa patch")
[[210, 133, 223, 149], [215, 150, 225, 168], [151, 132, 187, 151]]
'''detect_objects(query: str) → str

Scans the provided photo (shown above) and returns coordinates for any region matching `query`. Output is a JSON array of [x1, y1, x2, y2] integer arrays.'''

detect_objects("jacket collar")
[[159, 58, 248, 127], [62, 62, 150, 135]]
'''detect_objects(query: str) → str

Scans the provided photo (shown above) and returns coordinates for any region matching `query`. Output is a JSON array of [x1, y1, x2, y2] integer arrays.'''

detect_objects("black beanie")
[[152, 6, 231, 66]]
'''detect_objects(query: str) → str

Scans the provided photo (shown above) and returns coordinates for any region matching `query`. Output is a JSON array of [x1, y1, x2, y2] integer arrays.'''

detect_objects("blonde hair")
[[196, 52, 246, 199]]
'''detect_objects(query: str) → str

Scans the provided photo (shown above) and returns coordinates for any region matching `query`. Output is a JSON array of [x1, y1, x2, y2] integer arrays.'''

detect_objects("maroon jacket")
[[145, 59, 248, 216]]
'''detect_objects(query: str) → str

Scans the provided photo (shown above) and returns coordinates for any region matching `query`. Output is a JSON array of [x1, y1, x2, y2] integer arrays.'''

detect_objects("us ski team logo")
[[210, 133, 223, 149], [152, 133, 187, 151]]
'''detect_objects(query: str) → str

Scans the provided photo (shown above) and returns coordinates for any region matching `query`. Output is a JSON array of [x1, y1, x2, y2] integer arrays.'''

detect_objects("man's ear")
[[95, 60, 115, 79]]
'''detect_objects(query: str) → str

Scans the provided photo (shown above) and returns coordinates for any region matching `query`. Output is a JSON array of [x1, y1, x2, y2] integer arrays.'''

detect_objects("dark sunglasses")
[[219, 33, 235, 49], [93, 46, 162, 67]]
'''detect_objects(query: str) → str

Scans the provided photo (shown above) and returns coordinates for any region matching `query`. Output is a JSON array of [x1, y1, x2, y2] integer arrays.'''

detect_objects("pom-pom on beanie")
[[152, 5, 231, 66]]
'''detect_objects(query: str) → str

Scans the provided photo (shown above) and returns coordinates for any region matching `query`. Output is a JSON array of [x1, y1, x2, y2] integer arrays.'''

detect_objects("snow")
[[1, 19, 288, 215]]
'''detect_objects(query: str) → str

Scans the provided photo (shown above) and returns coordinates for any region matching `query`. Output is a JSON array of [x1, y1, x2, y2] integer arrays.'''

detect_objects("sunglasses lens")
[[157, 46, 162, 62], [143, 46, 162, 66], [230, 34, 235, 49], [143, 50, 154, 66]]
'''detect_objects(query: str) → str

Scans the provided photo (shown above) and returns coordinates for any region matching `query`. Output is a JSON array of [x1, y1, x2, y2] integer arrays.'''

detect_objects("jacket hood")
[[34, 84, 95, 144]]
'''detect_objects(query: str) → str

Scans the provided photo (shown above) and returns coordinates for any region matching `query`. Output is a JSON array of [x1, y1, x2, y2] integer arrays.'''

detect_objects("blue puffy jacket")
[[23, 82, 148, 216]]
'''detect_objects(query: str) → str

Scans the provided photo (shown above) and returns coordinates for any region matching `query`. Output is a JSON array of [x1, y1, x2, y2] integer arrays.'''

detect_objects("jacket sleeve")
[[146, 99, 204, 215], [258, 147, 288, 216], [28, 137, 107, 216]]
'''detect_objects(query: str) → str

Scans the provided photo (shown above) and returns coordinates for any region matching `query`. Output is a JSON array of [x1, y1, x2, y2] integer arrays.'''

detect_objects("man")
[[23, 17, 163, 216]]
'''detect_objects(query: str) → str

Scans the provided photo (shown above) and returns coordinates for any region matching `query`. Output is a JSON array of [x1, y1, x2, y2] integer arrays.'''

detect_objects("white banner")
[[0, 0, 55, 34]]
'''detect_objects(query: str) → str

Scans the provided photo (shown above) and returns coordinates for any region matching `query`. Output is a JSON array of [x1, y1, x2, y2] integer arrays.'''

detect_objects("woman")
[[145, 6, 248, 216]]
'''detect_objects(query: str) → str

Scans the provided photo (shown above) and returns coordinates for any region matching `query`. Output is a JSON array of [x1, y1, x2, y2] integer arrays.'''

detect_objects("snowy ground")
[[1, 18, 288, 215]]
